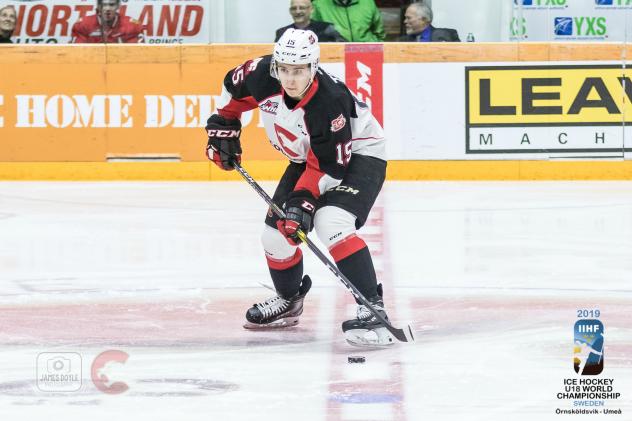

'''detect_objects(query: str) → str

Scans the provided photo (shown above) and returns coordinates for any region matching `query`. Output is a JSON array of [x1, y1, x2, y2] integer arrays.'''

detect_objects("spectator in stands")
[[312, 0, 385, 42], [399, 2, 460, 42], [0, 5, 17, 43], [71, 0, 144, 43], [276, 0, 344, 42]]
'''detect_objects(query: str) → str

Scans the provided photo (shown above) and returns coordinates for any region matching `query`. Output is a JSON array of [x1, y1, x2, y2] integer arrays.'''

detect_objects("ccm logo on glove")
[[207, 129, 241, 138], [205, 114, 242, 171]]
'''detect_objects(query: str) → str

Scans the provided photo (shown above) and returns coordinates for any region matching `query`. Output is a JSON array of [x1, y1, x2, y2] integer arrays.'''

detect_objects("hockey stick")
[[232, 161, 415, 343]]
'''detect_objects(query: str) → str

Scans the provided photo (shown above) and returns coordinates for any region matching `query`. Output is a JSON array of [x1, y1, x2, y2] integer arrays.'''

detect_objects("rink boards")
[[1, 42, 632, 180]]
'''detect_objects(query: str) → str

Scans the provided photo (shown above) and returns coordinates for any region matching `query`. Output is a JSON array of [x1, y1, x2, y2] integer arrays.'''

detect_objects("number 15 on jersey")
[[336, 141, 352, 165]]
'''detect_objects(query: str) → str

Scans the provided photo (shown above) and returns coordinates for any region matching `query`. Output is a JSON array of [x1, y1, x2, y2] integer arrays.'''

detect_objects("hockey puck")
[[347, 355, 366, 364]]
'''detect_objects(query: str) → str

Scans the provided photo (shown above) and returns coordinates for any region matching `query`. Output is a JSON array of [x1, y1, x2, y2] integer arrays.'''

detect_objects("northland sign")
[[9, 0, 208, 44]]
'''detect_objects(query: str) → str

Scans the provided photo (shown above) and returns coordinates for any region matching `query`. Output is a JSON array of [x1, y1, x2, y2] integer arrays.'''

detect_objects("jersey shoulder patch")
[[330, 114, 347, 132]]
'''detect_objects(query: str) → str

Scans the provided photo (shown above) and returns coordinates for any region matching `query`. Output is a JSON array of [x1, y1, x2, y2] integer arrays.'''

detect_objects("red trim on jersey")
[[329, 234, 367, 262], [266, 248, 303, 270], [295, 77, 319, 109], [294, 147, 325, 198], [218, 95, 258, 120]]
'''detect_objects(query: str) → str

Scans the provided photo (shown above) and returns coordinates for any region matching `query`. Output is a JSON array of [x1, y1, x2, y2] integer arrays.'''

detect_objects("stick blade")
[[389, 323, 416, 343]]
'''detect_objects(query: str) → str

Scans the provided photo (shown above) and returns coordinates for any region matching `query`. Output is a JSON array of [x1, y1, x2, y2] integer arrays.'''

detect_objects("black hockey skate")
[[341, 284, 395, 347], [244, 275, 312, 329]]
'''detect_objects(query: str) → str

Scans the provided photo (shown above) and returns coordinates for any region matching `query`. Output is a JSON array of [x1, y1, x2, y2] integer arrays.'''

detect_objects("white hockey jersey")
[[214, 55, 386, 198]]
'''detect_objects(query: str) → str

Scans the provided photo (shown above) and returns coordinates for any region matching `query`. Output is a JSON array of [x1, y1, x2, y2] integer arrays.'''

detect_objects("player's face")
[[289, 0, 312, 27], [0, 7, 17, 33], [98, 0, 119, 23], [277, 63, 312, 100], [404, 7, 428, 35]]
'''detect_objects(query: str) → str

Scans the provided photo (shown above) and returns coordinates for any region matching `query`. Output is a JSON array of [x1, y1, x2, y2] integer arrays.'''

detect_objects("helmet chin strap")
[[296, 77, 314, 98]]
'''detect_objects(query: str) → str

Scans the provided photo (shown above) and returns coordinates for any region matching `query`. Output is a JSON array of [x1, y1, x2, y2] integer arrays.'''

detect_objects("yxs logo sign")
[[596, 0, 632, 5], [554, 17, 573, 35], [514, 0, 566, 5], [554, 17, 607, 36]]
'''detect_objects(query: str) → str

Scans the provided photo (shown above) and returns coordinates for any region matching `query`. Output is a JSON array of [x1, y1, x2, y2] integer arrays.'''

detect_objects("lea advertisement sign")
[[466, 65, 632, 155]]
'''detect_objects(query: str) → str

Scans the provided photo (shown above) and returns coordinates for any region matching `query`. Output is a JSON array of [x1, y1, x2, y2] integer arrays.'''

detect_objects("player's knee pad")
[[261, 224, 298, 261], [313, 206, 358, 249]]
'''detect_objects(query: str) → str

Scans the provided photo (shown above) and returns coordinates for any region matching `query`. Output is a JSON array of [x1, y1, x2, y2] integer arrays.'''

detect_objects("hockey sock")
[[330, 236, 378, 299], [266, 248, 304, 299]]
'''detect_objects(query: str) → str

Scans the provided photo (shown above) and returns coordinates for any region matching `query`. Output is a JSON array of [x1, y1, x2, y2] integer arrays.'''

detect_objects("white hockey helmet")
[[270, 28, 320, 82]]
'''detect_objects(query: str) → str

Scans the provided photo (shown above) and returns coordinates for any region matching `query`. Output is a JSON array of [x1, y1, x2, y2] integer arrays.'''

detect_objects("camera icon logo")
[[37, 352, 82, 392], [47, 356, 71, 374]]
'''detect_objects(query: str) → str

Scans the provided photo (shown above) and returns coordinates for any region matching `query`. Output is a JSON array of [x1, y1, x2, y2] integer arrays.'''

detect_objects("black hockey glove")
[[276, 190, 317, 246], [205, 114, 242, 170]]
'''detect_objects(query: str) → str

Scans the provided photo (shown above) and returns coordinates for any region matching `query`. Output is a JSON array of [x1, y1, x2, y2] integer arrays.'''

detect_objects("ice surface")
[[0, 181, 630, 420]]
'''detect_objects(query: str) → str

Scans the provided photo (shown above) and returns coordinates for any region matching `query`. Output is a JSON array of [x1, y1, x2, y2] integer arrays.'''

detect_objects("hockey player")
[[71, 0, 144, 44], [205, 29, 391, 346]]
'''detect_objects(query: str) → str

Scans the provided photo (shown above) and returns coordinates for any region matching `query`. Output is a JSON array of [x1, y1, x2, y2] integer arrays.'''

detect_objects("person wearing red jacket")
[[71, 0, 144, 44]]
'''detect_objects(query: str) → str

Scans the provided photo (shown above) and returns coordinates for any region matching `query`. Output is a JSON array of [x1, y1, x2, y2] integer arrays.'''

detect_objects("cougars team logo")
[[330, 114, 346, 132]]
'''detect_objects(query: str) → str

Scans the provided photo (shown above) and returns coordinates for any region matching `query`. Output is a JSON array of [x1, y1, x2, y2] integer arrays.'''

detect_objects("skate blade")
[[243, 316, 299, 330], [344, 327, 396, 347]]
